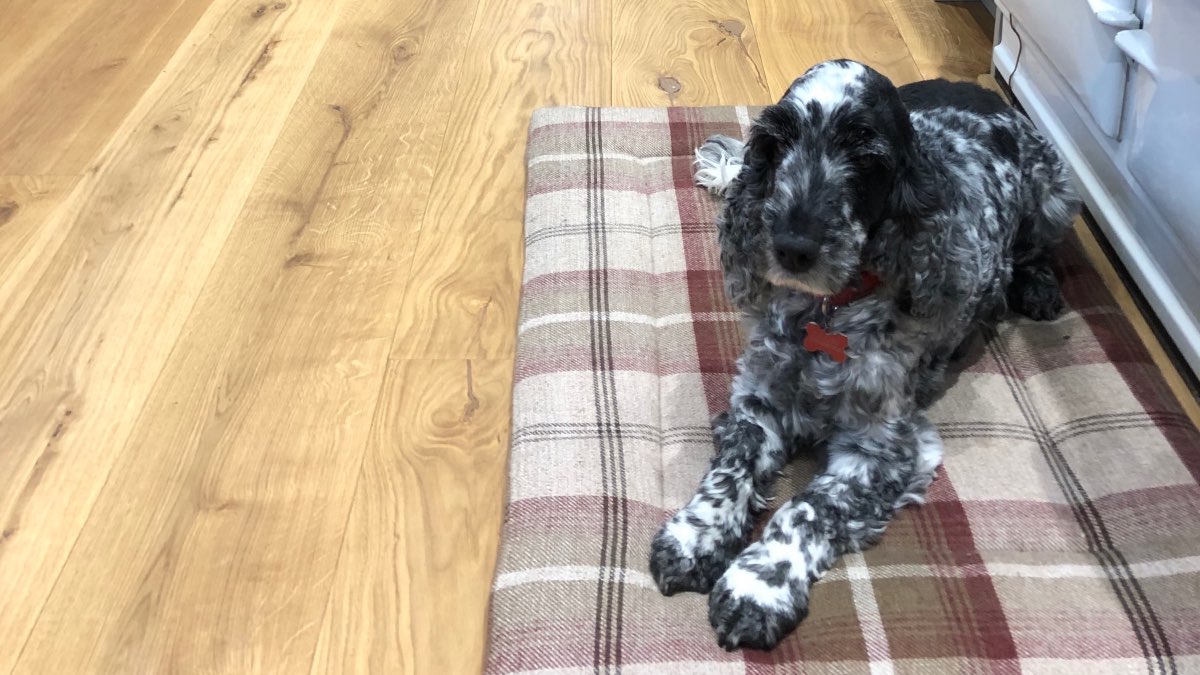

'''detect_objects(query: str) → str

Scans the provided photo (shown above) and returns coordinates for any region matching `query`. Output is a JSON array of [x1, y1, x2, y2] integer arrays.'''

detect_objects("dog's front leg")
[[707, 413, 943, 650], [649, 394, 793, 596]]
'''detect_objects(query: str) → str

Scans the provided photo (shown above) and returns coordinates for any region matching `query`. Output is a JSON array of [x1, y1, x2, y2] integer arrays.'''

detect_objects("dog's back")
[[899, 79, 1011, 117], [889, 79, 1079, 325]]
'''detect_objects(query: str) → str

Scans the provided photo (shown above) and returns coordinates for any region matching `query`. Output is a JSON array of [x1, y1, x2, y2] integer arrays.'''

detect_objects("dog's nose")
[[773, 235, 819, 273]]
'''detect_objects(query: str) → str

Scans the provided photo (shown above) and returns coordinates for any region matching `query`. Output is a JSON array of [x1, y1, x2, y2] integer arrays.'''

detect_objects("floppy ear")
[[836, 87, 940, 230], [716, 103, 804, 316], [734, 103, 802, 201], [887, 142, 940, 228], [836, 117, 896, 225], [845, 80, 957, 320], [872, 92, 940, 227]]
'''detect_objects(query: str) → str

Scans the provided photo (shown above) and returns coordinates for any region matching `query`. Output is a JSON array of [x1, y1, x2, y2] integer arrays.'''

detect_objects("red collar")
[[820, 271, 881, 311]]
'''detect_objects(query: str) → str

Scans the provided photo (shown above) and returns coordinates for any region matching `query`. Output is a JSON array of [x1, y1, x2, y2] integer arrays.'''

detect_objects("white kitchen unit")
[[993, 0, 1200, 376]]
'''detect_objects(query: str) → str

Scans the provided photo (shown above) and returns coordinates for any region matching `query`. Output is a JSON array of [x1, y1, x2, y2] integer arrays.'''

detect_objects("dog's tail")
[[693, 135, 745, 197]]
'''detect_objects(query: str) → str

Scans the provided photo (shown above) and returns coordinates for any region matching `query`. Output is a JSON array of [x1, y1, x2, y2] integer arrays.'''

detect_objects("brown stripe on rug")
[[983, 320, 1177, 673]]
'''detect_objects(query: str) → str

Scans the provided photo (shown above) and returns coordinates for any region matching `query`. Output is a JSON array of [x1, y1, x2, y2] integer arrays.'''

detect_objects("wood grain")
[[0, 175, 76, 275], [314, 1, 610, 669], [0, 0, 91, 85], [3, 2, 1197, 673], [311, 358, 513, 674], [0, 1, 339, 670], [0, 0, 214, 174], [387, 0, 611, 359], [746, 0, 922, 95], [880, 0, 993, 81], [10, 0, 476, 671], [612, 0, 772, 107]]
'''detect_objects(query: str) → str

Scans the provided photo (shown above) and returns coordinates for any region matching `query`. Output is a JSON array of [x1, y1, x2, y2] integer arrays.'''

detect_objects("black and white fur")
[[650, 60, 1079, 650]]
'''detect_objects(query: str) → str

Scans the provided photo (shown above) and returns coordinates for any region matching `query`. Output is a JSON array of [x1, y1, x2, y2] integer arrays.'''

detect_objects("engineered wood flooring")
[[1, 0, 1194, 672]]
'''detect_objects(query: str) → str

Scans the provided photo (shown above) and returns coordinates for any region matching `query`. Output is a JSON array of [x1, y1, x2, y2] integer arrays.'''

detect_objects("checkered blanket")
[[486, 107, 1200, 674]]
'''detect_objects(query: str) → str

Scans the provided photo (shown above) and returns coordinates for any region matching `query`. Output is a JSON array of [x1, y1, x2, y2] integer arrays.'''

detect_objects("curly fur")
[[651, 60, 1080, 650]]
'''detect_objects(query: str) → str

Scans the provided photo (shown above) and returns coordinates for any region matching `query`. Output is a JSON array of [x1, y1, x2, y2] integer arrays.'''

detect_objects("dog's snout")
[[773, 235, 819, 273]]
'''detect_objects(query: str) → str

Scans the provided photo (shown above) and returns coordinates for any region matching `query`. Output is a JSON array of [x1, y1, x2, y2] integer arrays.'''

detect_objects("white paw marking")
[[796, 502, 816, 523], [915, 423, 944, 475], [721, 544, 795, 611], [663, 518, 702, 557], [802, 537, 833, 580], [664, 489, 748, 558], [895, 421, 944, 508], [721, 501, 834, 611]]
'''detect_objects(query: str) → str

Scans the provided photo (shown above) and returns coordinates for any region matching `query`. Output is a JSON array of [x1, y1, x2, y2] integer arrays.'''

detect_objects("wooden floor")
[[1, 0, 1196, 673]]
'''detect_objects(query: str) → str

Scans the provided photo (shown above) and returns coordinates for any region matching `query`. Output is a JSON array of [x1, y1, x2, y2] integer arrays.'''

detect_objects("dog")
[[649, 60, 1080, 650]]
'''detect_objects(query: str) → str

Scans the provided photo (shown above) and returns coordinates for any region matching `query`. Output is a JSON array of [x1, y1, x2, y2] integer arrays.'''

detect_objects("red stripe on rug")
[[668, 107, 745, 419], [907, 467, 1022, 667]]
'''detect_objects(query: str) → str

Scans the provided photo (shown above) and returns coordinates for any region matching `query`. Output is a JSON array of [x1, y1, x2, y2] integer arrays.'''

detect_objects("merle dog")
[[649, 60, 1079, 650]]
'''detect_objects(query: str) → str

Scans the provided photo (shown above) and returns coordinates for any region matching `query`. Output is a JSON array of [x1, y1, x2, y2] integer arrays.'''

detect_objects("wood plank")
[[745, 0, 922, 95], [880, 0, 994, 81], [311, 358, 513, 675], [0, 175, 77, 274], [0, 0, 91, 87], [0, 0, 215, 174], [313, 1, 610, 670], [612, 0, 772, 106], [9, 0, 479, 671], [0, 1, 340, 671], [387, 0, 611, 359]]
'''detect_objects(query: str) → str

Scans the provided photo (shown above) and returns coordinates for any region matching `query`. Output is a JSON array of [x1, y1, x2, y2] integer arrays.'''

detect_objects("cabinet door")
[[1005, 0, 1137, 137], [1118, 0, 1200, 263]]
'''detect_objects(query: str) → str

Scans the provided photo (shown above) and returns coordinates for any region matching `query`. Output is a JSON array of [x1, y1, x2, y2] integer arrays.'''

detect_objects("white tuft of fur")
[[795, 502, 817, 523], [826, 451, 876, 485], [722, 541, 804, 610], [694, 146, 743, 195], [895, 418, 944, 508], [787, 61, 867, 112], [914, 421, 944, 476]]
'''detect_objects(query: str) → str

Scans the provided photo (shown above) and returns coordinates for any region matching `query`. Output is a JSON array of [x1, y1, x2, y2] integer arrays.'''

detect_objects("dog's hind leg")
[[1009, 146, 1080, 321], [706, 413, 943, 650], [694, 135, 745, 196], [649, 395, 796, 596], [1008, 257, 1064, 321]]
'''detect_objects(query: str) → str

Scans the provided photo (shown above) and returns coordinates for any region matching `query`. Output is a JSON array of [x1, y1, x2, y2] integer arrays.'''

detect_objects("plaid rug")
[[486, 107, 1200, 674]]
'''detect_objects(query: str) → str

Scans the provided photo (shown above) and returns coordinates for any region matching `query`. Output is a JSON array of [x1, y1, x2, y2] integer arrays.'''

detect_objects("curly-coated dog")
[[649, 60, 1080, 650]]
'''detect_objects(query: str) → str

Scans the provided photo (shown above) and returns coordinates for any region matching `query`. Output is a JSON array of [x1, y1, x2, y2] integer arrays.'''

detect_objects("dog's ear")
[[887, 143, 940, 230], [840, 78, 941, 231], [738, 103, 804, 195], [718, 104, 804, 315]]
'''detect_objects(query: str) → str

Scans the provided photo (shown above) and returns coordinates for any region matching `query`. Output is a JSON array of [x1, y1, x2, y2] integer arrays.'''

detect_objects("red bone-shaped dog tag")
[[803, 322, 849, 363]]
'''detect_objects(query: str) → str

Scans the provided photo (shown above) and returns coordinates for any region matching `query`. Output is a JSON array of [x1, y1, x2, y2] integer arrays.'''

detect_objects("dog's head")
[[733, 60, 936, 295]]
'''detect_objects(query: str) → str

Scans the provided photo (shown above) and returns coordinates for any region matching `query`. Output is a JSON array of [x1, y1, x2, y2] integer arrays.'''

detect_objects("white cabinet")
[[994, 0, 1200, 376], [1003, 0, 1134, 136], [1120, 2, 1200, 267]]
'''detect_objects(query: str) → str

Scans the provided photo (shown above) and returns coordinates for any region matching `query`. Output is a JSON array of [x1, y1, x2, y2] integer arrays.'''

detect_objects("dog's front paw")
[[707, 543, 809, 650], [649, 515, 744, 596]]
